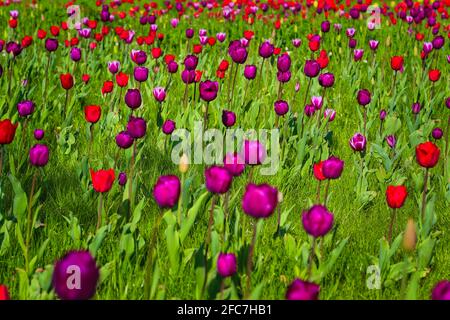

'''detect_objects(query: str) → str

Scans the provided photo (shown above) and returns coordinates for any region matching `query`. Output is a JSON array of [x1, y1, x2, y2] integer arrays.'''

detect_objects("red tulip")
[[390, 56, 404, 71], [313, 161, 326, 181], [218, 59, 229, 71], [84, 105, 101, 124], [101, 80, 114, 95], [309, 40, 320, 52], [70, 37, 79, 46], [274, 47, 281, 55], [316, 50, 329, 69], [9, 19, 17, 29], [243, 30, 254, 40], [207, 37, 216, 46], [50, 25, 60, 36], [82, 74, 90, 84], [428, 69, 441, 82], [0, 119, 18, 145], [416, 141, 440, 168], [90, 169, 115, 193], [115, 72, 129, 87], [60, 73, 74, 90], [193, 44, 202, 54], [164, 54, 175, 64], [37, 29, 47, 39], [21, 35, 33, 48], [0, 285, 10, 300], [385, 185, 408, 209], [151, 47, 162, 59]]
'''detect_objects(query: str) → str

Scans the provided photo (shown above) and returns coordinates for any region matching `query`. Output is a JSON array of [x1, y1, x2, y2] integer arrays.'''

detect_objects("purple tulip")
[[184, 55, 198, 70], [222, 110, 236, 127], [346, 28, 356, 38], [115, 131, 134, 149], [162, 120, 176, 135], [199, 80, 219, 102], [380, 109, 387, 121], [277, 71, 291, 83], [369, 40, 379, 51], [274, 100, 289, 116], [127, 117, 146, 139], [17, 100, 35, 117], [217, 253, 237, 277], [292, 38, 301, 48], [170, 18, 179, 28], [321, 20, 330, 32], [45, 38, 58, 52], [131, 50, 147, 65], [29, 144, 49, 167], [357, 89, 371, 106], [304, 104, 316, 117], [412, 102, 421, 114], [318, 73, 335, 88], [304, 60, 320, 78], [223, 152, 245, 177], [118, 172, 127, 186], [349, 133, 367, 152], [322, 156, 344, 179], [134, 66, 149, 83], [353, 49, 364, 61], [302, 205, 334, 237], [167, 61, 178, 74], [258, 40, 274, 58], [228, 40, 248, 64], [244, 65, 257, 80], [34, 129, 44, 141], [205, 166, 233, 194], [242, 183, 278, 218], [432, 35, 444, 49], [181, 69, 196, 84], [277, 53, 291, 72], [124, 89, 142, 109], [311, 96, 323, 110], [286, 279, 320, 300], [153, 175, 181, 208], [386, 135, 396, 148], [432, 128, 443, 140], [324, 109, 336, 122], [153, 87, 166, 102], [432, 280, 450, 300], [108, 61, 120, 74], [52, 250, 99, 300], [242, 140, 267, 165], [348, 38, 357, 48], [70, 47, 81, 62], [186, 28, 194, 39], [446, 97, 450, 109], [216, 32, 226, 42]]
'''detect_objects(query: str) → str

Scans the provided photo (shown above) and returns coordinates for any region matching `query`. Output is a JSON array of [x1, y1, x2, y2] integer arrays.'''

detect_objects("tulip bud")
[[179, 154, 189, 173], [403, 219, 416, 252]]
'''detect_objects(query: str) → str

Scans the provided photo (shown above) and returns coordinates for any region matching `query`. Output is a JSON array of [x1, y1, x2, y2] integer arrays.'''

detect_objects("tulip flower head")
[[223, 152, 245, 177], [432, 281, 450, 300], [242, 183, 278, 218], [222, 110, 236, 127], [386, 185, 408, 209], [322, 156, 344, 179], [162, 120, 176, 135], [84, 105, 101, 124], [125, 89, 142, 109], [153, 175, 181, 208], [286, 279, 320, 300], [17, 100, 35, 117], [29, 144, 49, 167], [217, 253, 237, 277], [415, 141, 440, 168], [349, 133, 367, 152], [90, 169, 115, 193], [205, 166, 233, 194], [153, 87, 166, 102]]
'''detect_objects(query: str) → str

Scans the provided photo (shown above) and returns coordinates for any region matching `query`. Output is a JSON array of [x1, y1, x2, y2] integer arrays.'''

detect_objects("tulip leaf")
[[180, 191, 209, 243], [8, 174, 27, 220]]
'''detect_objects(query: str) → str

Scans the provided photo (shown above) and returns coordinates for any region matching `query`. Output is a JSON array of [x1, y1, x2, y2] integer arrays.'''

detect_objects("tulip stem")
[[316, 180, 321, 203], [391, 71, 397, 97], [223, 191, 230, 241], [129, 140, 137, 218], [363, 107, 367, 136], [177, 172, 185, 226], [276, 204, 281, 237], [202, 195, 217, 299], [183, 83, 189, 109], [444, 115, 450, 177], [144, 212, 163, 300], [88, 123, 94, 159], [323, 179, 331, 206], [257, 58, 265, 95], [307, 237, 316, 281], [245, 221, 258, 299], [220, 279, 225, 300], [204, 102, 209, 130], [388, 208, 396, 243], [25, 170, 38, 273], [230, 64, 239, 109], [421, 168, 429, 221], [300, 78, 312, 137], [63, 90, 69, 118], [227, 63, 235, 103], [0, 146, 3, 177], [96, 193, 103, 231]]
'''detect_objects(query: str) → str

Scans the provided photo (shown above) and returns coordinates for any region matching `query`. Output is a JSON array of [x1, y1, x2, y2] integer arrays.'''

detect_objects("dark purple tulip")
[[34, 129, 44, 140], [222, 110, 236, 127], [115, 131, 134, 149], [412, 102, 421, 114], [134, 66, 149, 82], [181, 69, 196, 84], [0, 65, 2, 77], [432, 128, 443, 140], [17, 100, 35, 117], [348, 38, 358, 49], [100, 10, 109, 22], [302, 205, 334, 237], [127, 117, 146, 139], [131, 50, 147, 65], [380, 109, 387, 121], [321, 20, 330, 33], [432, 35, 444, 49], [369, 40, 379, 51], [153, 175, 181, 208], [139, 15, 148, 25], [70, 47, 81, 62], [6, 41, 21, 56], [286, 279, 320, 300], [228, 40, 248, 64], [52, 250, 99, 300], [349, 133, 367, 152], [349, 8, 360, 19], [277, 71, 291, 83], [118, 172, 127, 186], [242, 140, 267, 165], [186, 28, 194, 39], [386, 135, 396, 148], [357, 89, 371, 106], [205, 166, 233, 194], [162, 119, 176, 135], [223, 152, 245, 177], [304, 104, 316, 117], [148, 15, 156, 24], [124, 89, 142, 109], [199, 80, 219, 102], [324, 109, 336, 122], [258, 40, 274, 58], [184, 55, 198, 70], [322, 156, 344, 179], [446, 97, 450, 109], [167, 61, 178, 73], [242, 183, 278, 219], [29, 144, 49, 167], [217, 253, 237, 277], [244, 65, 257, 80], [45, 38, 58, 52], [274, 100, 289, 116], [108, 61, 120, 74], [277, 53, 291, 72], [318, 73, 335, 88], [432, 280, 450, 300], [304, 60, 320, 78]]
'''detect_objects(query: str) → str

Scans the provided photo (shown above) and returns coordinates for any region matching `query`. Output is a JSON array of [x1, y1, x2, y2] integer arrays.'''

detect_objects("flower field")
[[0, 0, 450, 301]]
